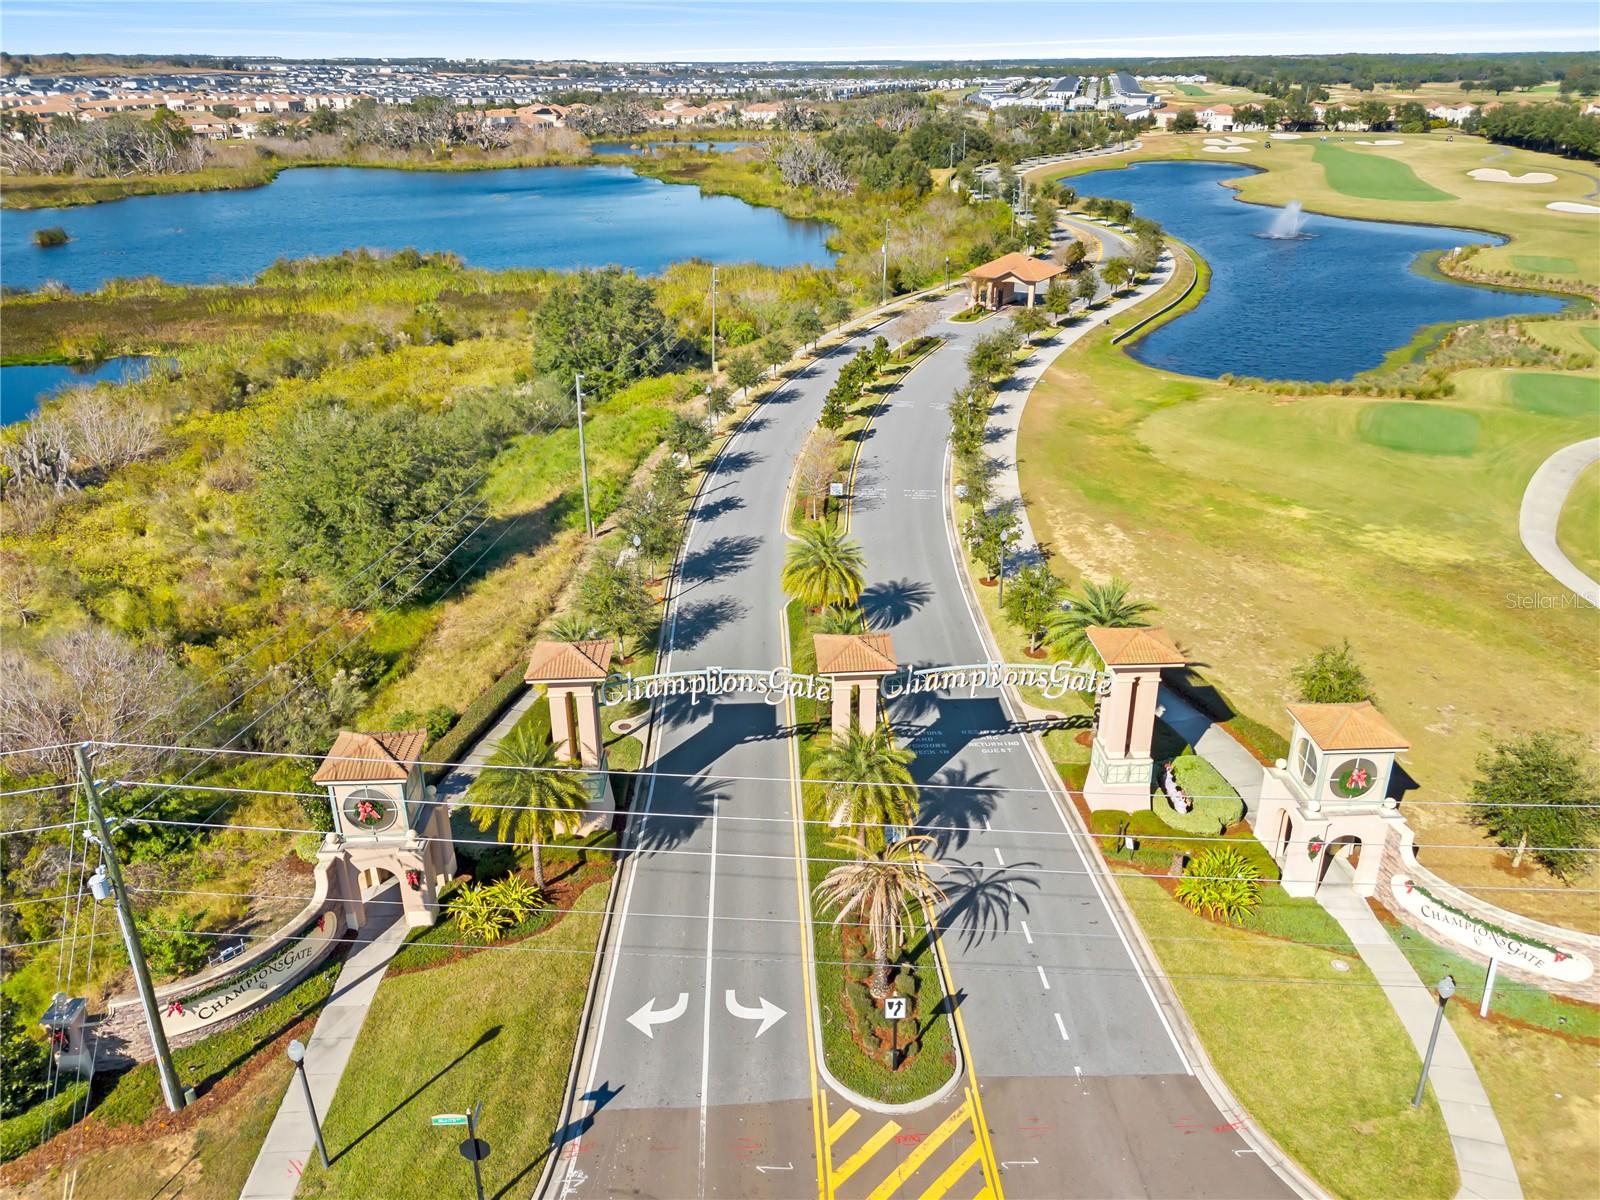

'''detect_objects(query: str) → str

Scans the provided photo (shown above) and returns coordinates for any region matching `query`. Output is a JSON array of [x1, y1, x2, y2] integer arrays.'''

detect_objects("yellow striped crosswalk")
[[823, 1086, 998, 1200]]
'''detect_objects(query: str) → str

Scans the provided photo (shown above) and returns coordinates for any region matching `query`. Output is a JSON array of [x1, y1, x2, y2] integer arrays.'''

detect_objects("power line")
[[100, 776, 1600, 857]]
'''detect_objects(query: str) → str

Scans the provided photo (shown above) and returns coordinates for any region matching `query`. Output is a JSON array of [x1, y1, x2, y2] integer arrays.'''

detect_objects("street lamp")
[[1410, 974, 1455, 1108], [287, 1038, 331, 1169]]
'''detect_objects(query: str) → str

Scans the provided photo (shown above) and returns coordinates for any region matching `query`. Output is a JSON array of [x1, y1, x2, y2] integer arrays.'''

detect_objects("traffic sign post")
[[432, 1102, 487, 1200], [884, 995, 908, 1071]]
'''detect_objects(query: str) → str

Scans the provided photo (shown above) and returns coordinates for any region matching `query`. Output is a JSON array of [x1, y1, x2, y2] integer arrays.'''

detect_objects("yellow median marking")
[[832, 1119, 902, 1187], [863, 1097, 975, 1200], [828, 1105, 861, 1146], [915, 1140, 984, 1200]]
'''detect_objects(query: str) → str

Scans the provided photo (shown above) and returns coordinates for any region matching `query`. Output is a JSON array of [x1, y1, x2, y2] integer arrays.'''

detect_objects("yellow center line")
[[862, 1098, 975, 1200], [832, 1119, 902, 1187], [827, 1105, 861, 1147], [914, 1139, 984, 1200]]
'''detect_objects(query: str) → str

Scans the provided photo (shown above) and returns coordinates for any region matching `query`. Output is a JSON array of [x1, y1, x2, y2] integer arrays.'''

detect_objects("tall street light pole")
[[573, 373, 594, 539], [880, 220, 889, 308], [710, 265, 718, 376], [1411, 974, 1456, 1108], [287, 1039, 331, 1168], [77, 745, 186, 1114]]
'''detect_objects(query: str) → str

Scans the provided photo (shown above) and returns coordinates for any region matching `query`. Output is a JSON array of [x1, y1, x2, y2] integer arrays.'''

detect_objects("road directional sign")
[[431, 1113, 469, 1126], [626, 992, 690, 1039], [724, 989, 787, 1038], [884, 996, 908, 1021]]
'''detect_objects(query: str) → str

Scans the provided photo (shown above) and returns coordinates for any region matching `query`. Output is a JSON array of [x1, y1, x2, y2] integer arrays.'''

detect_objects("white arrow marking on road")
[[724, 989, 787, 1038], [627, 992, 690, 1038], [1000, 1158, 1039, 1169], [755, 1164, 794, 1173]]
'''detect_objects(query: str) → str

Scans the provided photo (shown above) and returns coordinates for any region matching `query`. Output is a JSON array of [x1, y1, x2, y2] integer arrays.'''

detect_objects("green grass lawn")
[[1557, 459, 1600, 586], [1507, 371, 1599, 417], [1173, 82, 1208, 96], [296, 880, 611, 1199], [1312, 143, 1455, 203], [1511, 255, 1579, 275], [1358, 401, 1481, 455], [1119, 876, 1458, 1200]]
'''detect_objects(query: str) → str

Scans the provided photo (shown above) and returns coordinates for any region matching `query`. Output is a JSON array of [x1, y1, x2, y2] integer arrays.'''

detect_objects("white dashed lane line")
[[1054, 1013, 1070, 1041], [1036, 965, 1051, 991]]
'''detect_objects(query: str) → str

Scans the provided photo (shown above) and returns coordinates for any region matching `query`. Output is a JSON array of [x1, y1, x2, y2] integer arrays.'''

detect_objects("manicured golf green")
[[1173, 82, 1208, 96], [1512, 255, 1579, 274], [1312, 143, 1454, 202], [1358, 401, 1480, 455], [1508, 372, 1600, 417]]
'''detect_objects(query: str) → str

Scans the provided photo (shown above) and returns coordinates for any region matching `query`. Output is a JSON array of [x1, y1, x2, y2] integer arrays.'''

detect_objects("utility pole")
[[881, 220, 889, 307], [573, 373, 594, 539], [77, 745, 186, 1114], [709, 265, 719, 376]]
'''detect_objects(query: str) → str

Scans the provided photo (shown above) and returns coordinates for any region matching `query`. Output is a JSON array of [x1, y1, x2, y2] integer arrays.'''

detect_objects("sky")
[[1, 0, 1596, 63]]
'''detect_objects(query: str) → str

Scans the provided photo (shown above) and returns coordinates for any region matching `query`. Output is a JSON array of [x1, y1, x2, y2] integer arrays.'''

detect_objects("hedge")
[[1, 1079, 89, 1164], [425, 660, 531, 782], [1152, 754, 1245, 835]]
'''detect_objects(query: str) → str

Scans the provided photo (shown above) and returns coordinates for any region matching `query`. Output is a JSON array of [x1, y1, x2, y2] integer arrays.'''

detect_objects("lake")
[[590, 140, 756, 155], [0, 163, 835, 292], [1069, 161, 1565, 381], [1, 356, 167, 425]]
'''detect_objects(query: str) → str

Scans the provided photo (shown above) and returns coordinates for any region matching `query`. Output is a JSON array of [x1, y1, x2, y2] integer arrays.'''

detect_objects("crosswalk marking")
[[915, 1140, 983, 1200], [832, 1119, 903, 1186], [863, 1099, 975, 1200], [828, 1106, 861, 1146]]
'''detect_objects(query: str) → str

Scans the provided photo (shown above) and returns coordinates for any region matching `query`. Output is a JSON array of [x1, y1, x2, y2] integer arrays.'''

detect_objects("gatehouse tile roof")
[[964, 251, 1064, 285], [1084, 626, 1186, 667], [1287, 702, 1409, 752], [313, 729, 428, 784], [525, 638, 615, 683], [813, 632, 898, 676]]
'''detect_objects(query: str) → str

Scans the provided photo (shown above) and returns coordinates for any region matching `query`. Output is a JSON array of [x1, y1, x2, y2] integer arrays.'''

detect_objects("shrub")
[[1290, 639, 1374, 704], [0, 997, 52, 1118], [1151, 755, 1245, 835], [0, 1079, 89, 1163], [425, 660, 527, 781], [31, 227, 69, 248], [141, 912, 210, 978], [1174, 847, 1262, 925]]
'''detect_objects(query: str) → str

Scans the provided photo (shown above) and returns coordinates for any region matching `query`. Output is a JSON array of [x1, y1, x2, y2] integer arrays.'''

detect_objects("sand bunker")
[[1355, 139, 1404, 146], [1468, 168, 1557, 184], [1204, 146, 1250, 154], [1270, 132, 1303, 139], [1204, 136, 1254, 146], [1546, 201, 1600, 214]]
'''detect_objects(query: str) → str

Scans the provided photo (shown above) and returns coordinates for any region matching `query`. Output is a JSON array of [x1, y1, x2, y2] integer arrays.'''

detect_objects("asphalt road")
[[848, 300, 1292, 1196], [553, 323, 892, 1200]]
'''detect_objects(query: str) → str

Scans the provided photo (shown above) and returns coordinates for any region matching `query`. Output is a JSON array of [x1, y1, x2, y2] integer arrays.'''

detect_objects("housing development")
[[0, 9, 1597, 1200]]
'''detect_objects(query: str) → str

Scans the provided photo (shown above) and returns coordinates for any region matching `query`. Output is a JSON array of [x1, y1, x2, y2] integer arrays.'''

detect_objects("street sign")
[[884, 996, 908, 1021], [432, 1113, 469, 1126], [829, 482, 845, 497]]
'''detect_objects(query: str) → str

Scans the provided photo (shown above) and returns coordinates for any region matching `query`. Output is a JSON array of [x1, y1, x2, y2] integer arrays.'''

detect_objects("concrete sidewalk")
[[1318, 871, 1523, 1200], [240, 884, 410, 1200], [1518, 437, 1600, 608]]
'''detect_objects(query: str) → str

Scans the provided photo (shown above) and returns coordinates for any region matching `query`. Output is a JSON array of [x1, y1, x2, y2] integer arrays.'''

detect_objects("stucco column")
[[1028, 282, 1038, 307], [831, 682, 854, 741], [547, 685, 575, 762], [573, 684, 604, 768], [1126, 667, 1161, 759], [857, 679, 879, 733], [1097, 668, 1135, 757]]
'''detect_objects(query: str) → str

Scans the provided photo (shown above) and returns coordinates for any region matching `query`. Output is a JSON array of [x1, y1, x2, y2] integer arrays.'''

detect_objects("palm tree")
[[813, 728, 918, 847], [782, 524, 866, 611], [545, 613, 601, 642], [1045, 576, 1157, 665], [466, 724, 589, 889], [813, 835, 947, 999], [817, 605, 865, 634]]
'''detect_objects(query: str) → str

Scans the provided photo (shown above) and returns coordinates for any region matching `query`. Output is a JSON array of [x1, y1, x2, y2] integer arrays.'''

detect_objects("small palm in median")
[[467, 724, 589, 890], [1045, 576, 1156, 665], [813, 727, 918, 847], [814, 834, 947, 1000], [782, 523, 866, 611]]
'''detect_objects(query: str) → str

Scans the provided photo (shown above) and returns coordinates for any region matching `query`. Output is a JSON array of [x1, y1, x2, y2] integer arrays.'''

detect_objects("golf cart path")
[[1518, 437, 1600, 609]]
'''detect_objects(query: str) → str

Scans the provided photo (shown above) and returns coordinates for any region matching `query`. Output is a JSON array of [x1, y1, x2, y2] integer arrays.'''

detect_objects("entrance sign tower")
[[1082, 626, 1186, 811], [813, 632, 898, 740], [526, 638, 617, 834], [312, 729, 454, 929]]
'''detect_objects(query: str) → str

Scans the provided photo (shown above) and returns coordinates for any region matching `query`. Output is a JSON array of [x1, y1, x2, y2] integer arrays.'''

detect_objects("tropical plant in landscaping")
[[447, 883, 514, 943], [1045, 576, 1156, 664], [666, 412, 711, 464], [1291, 639, 1374, 704], [818, 605, 866, 634], [545, 612, 602, 643], [1173, 847, 1262, 924], [782, 523, 866, 611], [1469, 730, 1600, 878], [813, 834, 947, 998], [467, 724, 589, 889], [813, 727, 919, 846]]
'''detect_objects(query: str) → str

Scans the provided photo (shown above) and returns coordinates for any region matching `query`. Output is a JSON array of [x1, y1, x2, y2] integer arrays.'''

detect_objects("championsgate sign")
[[159, 911, 341, 1038], [599, 660, 1110, 708], [1390, 875, 1593, 984]]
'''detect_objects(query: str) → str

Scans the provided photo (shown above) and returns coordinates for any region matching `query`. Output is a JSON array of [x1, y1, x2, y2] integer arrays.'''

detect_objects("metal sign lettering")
[[598, 661, 1108, 707]]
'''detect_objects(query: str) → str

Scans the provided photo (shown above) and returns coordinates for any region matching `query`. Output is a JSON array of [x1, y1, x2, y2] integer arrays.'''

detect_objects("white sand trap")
[[1355, 138, 1404, 146], [1204, 146, 1250, 153], [1204, 136, 1254, 146], [1271, 132, 1303, 139], [1468, 168, 1557, 184], [1547, 201, 1600, 214]]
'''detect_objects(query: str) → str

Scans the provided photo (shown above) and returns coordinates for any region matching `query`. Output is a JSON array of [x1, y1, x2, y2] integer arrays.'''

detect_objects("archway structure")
[[1082, 625, 1186, 811], [813, 632, 897, 740]]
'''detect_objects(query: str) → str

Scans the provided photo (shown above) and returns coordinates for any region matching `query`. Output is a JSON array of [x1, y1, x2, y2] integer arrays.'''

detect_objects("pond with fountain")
[[1070, 161, 1565, 381]]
